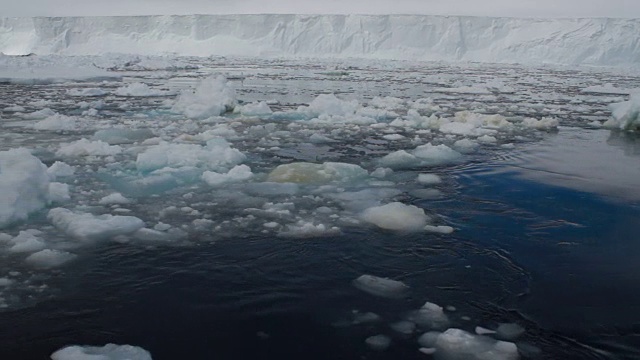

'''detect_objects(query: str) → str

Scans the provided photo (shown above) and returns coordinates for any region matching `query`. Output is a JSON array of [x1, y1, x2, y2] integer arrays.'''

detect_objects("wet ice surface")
[[0, 55, 640, 359]]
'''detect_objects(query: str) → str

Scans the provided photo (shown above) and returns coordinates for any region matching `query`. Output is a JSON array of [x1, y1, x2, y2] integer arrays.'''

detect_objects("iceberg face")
[[1, 15, 639, 67]]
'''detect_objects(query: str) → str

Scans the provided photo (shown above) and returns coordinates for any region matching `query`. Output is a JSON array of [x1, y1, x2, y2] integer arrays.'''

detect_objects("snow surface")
[[1, 15, 639, 67]]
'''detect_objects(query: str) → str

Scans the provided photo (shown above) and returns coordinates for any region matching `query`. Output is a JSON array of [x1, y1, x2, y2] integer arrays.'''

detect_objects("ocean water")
[[0, 56, 639, 359]]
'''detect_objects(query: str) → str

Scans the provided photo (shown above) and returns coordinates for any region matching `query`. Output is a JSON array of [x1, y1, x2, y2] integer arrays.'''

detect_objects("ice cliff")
[[1, 14, 639, 66]]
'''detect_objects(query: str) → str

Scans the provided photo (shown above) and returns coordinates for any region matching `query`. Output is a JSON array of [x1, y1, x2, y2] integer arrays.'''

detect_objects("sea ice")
[[99, 193, 131, 205], [365, 335, 391, 351], [239, 101, 272, 116], [267, 162, 368, 184], [408, 302, 450, 330], [6, 230, 46, 253], [417, 173, 442, 185], [202, 165, 253, 186], [51, 343, 152, 360], [391, 320, 416, 335], [33, 114, 82, 131], [432, 328, 520, 360], [56, 139, 122, 157], [25, 249, 77, 269], [92, 128, 155, 145], [380, 144, 462, 169], [48, 182, 71, 203], [0, 149, 51, 229], [605, 93, 640, 131], [48, 208, 145, 241], [361, 202, 429, 231], [47, 161, 75, 179], [171, 75, 237, 119], [136, 139, 245, 173], [352, 274, 409, 298]]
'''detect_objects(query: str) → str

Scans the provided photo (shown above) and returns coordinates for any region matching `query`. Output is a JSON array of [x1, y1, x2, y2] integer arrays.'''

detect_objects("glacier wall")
[[1, 14, 639, 66]]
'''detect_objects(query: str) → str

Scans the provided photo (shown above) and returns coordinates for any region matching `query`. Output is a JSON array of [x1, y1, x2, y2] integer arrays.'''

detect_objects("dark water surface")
[[1, 129, 639, 360]]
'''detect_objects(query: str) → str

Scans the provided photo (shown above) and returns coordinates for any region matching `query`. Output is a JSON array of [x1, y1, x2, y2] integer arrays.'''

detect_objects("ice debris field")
[[0, 15, 640, 360]]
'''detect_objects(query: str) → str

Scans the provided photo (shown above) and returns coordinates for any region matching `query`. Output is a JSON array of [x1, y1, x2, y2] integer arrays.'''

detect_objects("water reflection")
[[507, 128, 640, 202]]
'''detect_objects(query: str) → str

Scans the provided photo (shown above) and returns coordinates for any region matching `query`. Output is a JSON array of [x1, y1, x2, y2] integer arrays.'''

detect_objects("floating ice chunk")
[[136, 139, 245, 173], [353, 274, 409, 299], [370, 167, 393, 178], [22, 108, 56, 120], [7, 230, 46, 253], [496, 323, 525, 340], [409, 302, 450, 330], [0, 277, 13, 286], [56, 139, 122, 157], [380, 144, 462, 169], [434, 328, 519, 360], [521, 117, 559, 130], [49, 182, 71, 203], [417, 173, 442, 185], [418, 331, 441, 348], [424, 225, 454, 234], [477, 135, 498, 144], [114, 82, 173, 97], [476, 326, 497, 335], [33, 114, 81, 131], [25, 249, 76, 269], [47, 161, 75, 179], [99, 193, 131, 205], [93, 128, 155, 145], [268, 162, 368, 184], [67, 88, 107, 97], [453, 139, 479, 154], [303, 94, 359, 117], [412, 144, 462, 165], [379, 150, 419, 169], [361, 202, 429, 231], [383, 134, 406, 141], [418, 347, 437, 355], [0, 148, 50, 229], [352, 311, 382, 324], [239, 101, 272, 116], [391, 320, 416, 335], [278, 220, 340, 238], [202, 165, 253, 186], [171, 75, 237, 119], [365, 335, 391, 351], [51, 344, 152, 360], [48, 208, 144, 241], [605, 93, 640, 131]]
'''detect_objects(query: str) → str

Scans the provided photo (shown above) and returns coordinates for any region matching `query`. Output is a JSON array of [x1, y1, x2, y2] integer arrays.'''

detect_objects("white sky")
[[2, 0, 639, 18]]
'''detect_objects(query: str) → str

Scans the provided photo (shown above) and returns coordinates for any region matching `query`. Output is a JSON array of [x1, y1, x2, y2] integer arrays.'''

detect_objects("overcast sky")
[[2, 0, 639, 18]]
